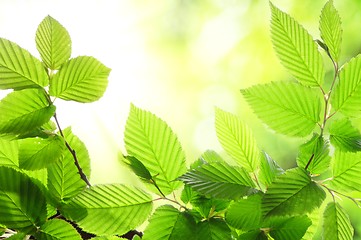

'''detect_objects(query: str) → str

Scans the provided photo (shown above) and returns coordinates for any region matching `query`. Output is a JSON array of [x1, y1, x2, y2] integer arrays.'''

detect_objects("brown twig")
[[53, 113, 91, 187]]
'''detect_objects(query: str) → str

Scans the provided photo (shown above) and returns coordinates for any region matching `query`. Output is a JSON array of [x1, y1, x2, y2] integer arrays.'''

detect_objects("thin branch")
[[153, 197, 188, 211], [253, 172, 263, 192], [304, 153, 315, 171], [321, 184, 361, 207], [53, 113, 91, 187]]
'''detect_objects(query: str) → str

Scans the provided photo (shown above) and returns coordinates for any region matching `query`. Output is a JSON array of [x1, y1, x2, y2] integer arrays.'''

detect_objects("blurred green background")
[[1, 0, 361, 238]]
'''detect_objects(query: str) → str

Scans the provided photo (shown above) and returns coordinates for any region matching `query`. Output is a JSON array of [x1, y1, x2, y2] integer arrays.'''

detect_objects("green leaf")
[[258, 152, 284, 188], [238, 230, 267, 240], [319, 0, 342, 62], [179, 161, 257, 200], [225, 193, 262, 231], [262, 168, 325, 217], [48, 127, 90, 203], [35, 219, 82, 240], [0, 38, 48, 90], [18, 135, 65, 170], [0, 166, 47, 232], [124, 104, 187, 195], [241, 81, 321, 137], [91, 237, 126, 240], [331, 55, 361, 117], [329, 118, 361, 152], [49, 56, 110, 103], [143, 205, 195, 240], [6, 232, 27, 240], [0, 138, 18, 167], [328, 151, 361, 192], [36, 15, 71, 70], [266, 215, 312, 240], [270, 3, 324, 87], [199, 150, 224, 164], [215, 108, 260, 172], [122, 155, 152, 181], [196, 218, 231, 240], [297, 134, 331, 174], [302, 207, 321, 240], [0, 89, 56, 135], [323, 202, 353, 240], [61, 184, 153, 236]]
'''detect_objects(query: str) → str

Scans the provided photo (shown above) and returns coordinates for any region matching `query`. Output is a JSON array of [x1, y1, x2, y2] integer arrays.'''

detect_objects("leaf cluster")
[[0, 1, 360, 240]]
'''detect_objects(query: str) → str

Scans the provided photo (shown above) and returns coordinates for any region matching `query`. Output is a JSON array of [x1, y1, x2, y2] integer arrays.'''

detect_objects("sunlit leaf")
[[258, 152, 284, 188], [0, 167, 47, 232], [270, 3, 324, 87], [49, 56, 110, 102], [323, 202, 353, 240], [0, 138, 18, 167], [36, 15, 71, 69], [319, 0, 342, 61], [197, 218, 231, 240], [35, 219, 82, 240], [225, 193, 262, 231], [331, 55, 361, 117], [48, 127, 90, 203], [215, 108, 260, 172], [241, 81, 321, 137], [297, 134, 331, 174], [124, 104, 187, 195], [301, 207, 322, 240], [62, 184, 153, 236], [18, 135, 64, 170], [0, 89, 55, 134], [143, 205, 195, 240], [179, 162, 257, 200], [265, 215, 312, 240], [329, 118, 361, 152], [199, 150, 224, 164], [0, 38, 48, 90], [328, 151, 361, 192], [262, 167, 325, 217]]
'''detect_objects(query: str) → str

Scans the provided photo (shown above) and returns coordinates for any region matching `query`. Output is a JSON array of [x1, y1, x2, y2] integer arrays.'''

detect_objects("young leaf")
[[0, 138, 18, 167], [262, 167, 325, 217], [215, 108, 260, 172], [143, 205, 195, 240], [319, 0, 342, 62], [49, 56, 110, 103], [258, 152, 284, 188], [323, 202, 353, 240], [265, 215, 312, 240], [36, 15, 72, 70], [124, 104, 187, 195], [0, 38, 48, 90], [35, 219, 82, 240], [270, 3, 324, 87], [199, 150, 224, 164], [225, 193, 262, 231], [61, 184, 153, 236], [48, 127, 90, 203], [0, 89, 55, 135], [18, 135, 65, 170], [329, 118, 361, 152], [328, 151, 361, 192], [241, 81, 321, 137], [0, 166, 47, 232], [297, 134, 331, 174], [331, 55, 361, 117], [179, 161, 258, 200], [196, 218, 231, 240]]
